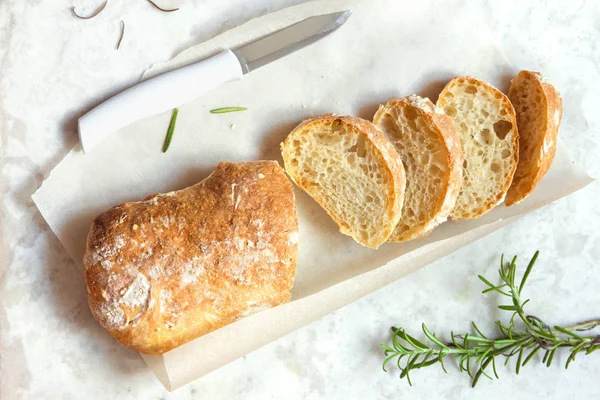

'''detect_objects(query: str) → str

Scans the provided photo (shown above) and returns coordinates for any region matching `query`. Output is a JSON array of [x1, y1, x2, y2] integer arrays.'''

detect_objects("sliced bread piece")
[[373, 95, 463, 242], [437, 77, 519, 219], [505, 70, 562, 206], [281, 114, 406, 249]]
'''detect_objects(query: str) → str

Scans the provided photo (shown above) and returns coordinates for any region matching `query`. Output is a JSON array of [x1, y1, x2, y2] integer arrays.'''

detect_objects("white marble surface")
[[1, 0, 599, 399]]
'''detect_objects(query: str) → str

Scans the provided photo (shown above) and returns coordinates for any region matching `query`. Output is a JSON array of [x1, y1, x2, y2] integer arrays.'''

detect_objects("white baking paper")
[[32, 0, 593, 391]]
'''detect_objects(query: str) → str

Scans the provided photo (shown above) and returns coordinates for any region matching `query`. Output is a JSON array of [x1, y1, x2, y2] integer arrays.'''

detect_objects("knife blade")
[[78, 10, 352, 153]]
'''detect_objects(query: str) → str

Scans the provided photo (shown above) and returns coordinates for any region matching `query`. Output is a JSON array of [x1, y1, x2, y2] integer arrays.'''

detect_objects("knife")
[[78, 10, 352, 153]]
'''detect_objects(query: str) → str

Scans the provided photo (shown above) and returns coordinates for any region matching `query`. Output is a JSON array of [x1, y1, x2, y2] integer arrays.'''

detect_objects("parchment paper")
[[32, 0, 593, 391]]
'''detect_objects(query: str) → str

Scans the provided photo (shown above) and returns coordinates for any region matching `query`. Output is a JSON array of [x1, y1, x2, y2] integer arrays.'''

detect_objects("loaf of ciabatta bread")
[[84, 161, 298, 354], [281, 114, 406, 249], [374, 95, 463, 242]]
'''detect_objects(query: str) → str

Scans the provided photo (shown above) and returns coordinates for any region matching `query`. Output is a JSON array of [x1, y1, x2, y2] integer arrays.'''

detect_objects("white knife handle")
[[78, 49, 243, 153]]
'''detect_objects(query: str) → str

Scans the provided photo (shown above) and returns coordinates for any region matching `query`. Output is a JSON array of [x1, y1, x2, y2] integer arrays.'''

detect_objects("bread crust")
[[84, 161, 298, 354], [374, 96, 463, 242], [281, 114, 406, 248], [437, 76, 519, 219], [505, 71, 562, 206]]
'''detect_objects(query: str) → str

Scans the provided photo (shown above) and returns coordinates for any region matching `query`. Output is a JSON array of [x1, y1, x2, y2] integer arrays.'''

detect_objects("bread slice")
[[505, 71, 562, 206], [437, 77, 519, 219], [281, 114, 406, 249], [373, 95, 463, 242]]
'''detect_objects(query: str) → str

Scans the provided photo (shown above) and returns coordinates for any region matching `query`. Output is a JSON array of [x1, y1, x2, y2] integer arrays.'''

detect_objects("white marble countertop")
[[2, 1, 599, 399]]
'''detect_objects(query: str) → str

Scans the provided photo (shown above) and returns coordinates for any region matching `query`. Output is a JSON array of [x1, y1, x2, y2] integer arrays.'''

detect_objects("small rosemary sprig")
[[381, 251, 600, 387]]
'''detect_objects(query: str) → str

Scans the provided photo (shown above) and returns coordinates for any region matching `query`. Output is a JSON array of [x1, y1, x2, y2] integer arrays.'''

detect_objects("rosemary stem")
[[564, 319, 600, 332]]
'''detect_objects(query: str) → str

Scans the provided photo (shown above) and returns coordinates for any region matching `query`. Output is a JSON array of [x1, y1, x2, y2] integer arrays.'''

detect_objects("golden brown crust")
[[84, 161, 298, 354], [505, 71, 562, 206], [430, 103, 464, 225], [281, 114, 406, 248], [438, 76, 519, 220], [374, 97, 463, 242]]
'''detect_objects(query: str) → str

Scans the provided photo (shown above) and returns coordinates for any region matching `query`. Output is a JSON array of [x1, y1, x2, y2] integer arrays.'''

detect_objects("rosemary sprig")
[[210, 107, 247, 114], [162, 108, 179, 153], [147, 0, 180, 12], [381, 251, 600, 387], [72, 0, 108, 20]]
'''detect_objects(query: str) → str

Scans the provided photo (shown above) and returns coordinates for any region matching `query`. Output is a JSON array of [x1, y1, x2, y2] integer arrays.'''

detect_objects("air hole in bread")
[[351, 136, 368, 158], [491, 162, 501, 173], [444, 106, 457, 117], [500, 109, 507, 116], [494, 92, 502, 99], [463, 159, 468, 169], [429, 164, 441, 175], [404, 107, 418, 121], [346, 153, 357, 166], [331, 119, 344, 133], [475, 128, 493, 145], [493, 120, 513, 140], [465, 85, 478, 94], [501, 149, 511, 159], [482, 110, 489, 118]]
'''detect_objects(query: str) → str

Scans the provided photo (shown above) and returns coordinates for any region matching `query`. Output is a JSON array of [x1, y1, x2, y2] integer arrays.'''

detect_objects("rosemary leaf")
[[210, 106, 248, 114], [516, 348, 523, 374], [422, 324, 448, 348], [116, 20, 125, 50], [162, 108, 179, 153], [519, 250, 538, 293], [72, 0, 108, 20], [522, 345, 541, 366], [554, 326, 584, 339], [439, 352, 448, 374], [382, 353, 397, 372], [491, 356, 499, 379], [147, 0, 179, 12], [546, 348, 557, 367]]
